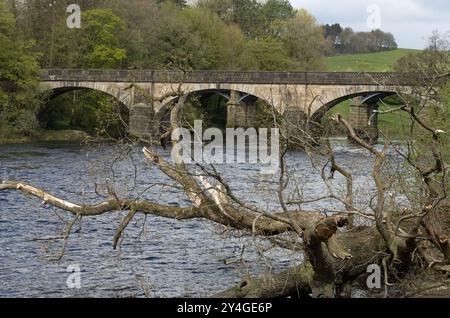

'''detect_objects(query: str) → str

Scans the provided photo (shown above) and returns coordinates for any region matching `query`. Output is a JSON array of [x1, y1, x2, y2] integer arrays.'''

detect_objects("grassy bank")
[[0, 129, 91, 145], [325, 100, 411, 136], [326, 48, 421, 72], [324, 48, 420, 136]]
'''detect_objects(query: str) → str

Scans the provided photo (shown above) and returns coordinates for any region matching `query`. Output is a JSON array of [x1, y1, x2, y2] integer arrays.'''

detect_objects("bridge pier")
[[127, 88, 160, 139], [129, 103, 156, 139], [226, 90, 256, 128], [282, 107, 316, 146], [348, 97, 379, 144]]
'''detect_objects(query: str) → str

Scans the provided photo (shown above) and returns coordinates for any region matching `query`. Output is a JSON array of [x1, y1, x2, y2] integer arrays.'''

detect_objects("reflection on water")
[[0, 140, 381, 297]]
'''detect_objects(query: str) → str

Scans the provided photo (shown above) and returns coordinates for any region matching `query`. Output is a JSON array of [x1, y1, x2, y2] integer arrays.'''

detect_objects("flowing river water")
[[0, 139, 386, 297]]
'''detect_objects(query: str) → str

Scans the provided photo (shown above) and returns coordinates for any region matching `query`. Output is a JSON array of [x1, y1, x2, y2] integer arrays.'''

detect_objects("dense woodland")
[[7, 0, 398, 70]]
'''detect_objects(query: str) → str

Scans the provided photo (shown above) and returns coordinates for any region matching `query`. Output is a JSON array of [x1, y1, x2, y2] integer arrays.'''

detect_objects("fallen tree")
[[1, 76, 449, 297], [1, 41, 450, 297]]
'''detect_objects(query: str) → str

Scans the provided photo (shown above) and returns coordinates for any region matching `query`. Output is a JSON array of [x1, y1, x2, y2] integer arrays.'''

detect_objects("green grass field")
[[326, 48, 421, 72], [324, 49, 421, 137], [326, 100, 411, 136]]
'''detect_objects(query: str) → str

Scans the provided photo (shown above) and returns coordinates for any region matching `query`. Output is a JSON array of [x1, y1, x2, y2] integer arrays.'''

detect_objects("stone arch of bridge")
[[309, 90, 398, 125], [308, 89, 419, 144], [39, 82, 133, 108], [37, 85, 130, 134], [154, 88, 277, 131]]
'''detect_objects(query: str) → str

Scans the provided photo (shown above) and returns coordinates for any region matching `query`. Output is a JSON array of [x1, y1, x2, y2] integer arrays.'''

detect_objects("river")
[[0, 140, 382, 297]]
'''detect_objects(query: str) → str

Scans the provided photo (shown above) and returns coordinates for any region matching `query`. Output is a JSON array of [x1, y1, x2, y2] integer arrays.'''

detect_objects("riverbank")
[[0, 129, 91, 145]]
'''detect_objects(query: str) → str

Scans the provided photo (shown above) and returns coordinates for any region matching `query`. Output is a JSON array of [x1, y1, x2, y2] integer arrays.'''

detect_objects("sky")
[[289, 0, 450, 49]]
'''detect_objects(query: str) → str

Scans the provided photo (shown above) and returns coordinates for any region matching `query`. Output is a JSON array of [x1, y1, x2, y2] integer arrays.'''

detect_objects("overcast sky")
[[289, 0, 450, 49]]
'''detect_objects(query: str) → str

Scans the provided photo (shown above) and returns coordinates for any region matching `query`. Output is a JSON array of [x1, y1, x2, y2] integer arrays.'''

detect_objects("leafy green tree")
[[197, 0, 294, 39], [157, 0, 187, 8], [16, 0, 103, 68], [49, 8, 126, 69], [261, 0, 294, 26], [0, 0, 40, 136], [228, 0, 265, 39], [239, 39, 297, 71], [109, 0, 161, 69], [181, 7, 247, 69], [79, 9, 127, 68], [323, 23, 343, 50], [153, 6, 246, 70], [274, 9, 330, 71], [195, 0, 233, 19]]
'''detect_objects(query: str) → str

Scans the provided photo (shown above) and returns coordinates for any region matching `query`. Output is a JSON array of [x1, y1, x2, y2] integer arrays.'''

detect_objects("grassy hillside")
[[326, 99, 411, 137], [326, 48, 421, 72], [324, 49, 422, 137]]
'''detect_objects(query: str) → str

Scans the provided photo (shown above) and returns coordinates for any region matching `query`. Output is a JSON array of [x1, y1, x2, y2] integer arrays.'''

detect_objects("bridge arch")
[[38, 83, 131, 137], [39, 81, 134, 107], [310, 90, 398, 124], [308, 88, 416, 144], [154, 87, 281, 134]]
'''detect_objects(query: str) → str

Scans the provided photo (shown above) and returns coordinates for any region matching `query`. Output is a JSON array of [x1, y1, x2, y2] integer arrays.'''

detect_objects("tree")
[[262, 0, 294, 22], [274, 9, 330, 71], [152, 5, 247, 70], [39, 8, 126, 69], [323, 23, 343, 46], [157, 0, 187, 8], [395, 31, 449, 75], [109, 0, 162, 69], [229, 0, 265, 39], [196, 0, 266, 39], [331, 27, 398, 54], [15, 0, 102, 68], [239, 38, 297, 71], [23, 6, 129, 138], [0, 0, 40, 136], [79, 9, 127, 68], [195, 0, 233, 19], [383, 32, 397, 50], [338, 27, 354, 52], [261, 0, 294, 37], [197, 0, 294, 40], [370, 29, 397, 51], [179, 7, 247, 70], [394, 31, 450, 159]]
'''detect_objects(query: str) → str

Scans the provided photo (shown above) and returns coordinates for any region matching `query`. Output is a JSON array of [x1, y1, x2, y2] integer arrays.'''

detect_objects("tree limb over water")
[[1, 42, 450, 298]]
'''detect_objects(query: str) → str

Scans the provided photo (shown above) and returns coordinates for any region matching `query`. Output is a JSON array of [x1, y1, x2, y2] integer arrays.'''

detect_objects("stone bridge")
[[39, 69, 416, 141]]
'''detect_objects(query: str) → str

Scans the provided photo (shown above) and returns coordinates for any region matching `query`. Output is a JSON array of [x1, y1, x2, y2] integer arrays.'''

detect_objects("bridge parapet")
[[39, 69, 417, 86]]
